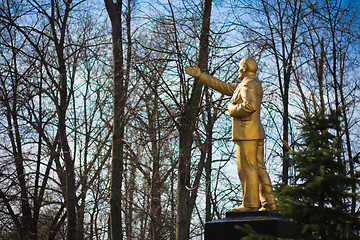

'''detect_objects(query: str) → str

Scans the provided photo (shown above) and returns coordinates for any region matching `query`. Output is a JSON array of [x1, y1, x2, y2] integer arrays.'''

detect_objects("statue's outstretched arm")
[[185, 65, 237, 96]]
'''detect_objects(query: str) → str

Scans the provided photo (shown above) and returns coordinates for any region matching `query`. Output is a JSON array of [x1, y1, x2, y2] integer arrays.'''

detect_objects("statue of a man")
[[185, 57, 276, 211]]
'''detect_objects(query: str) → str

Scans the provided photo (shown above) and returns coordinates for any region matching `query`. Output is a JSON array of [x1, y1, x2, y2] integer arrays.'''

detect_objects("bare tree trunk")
[[58, 51, 77, 240], [170, 160, 177, 240], [204, 91, 214, 222], [124, 161, 135, 240], [318, 38, 326, 110], [282, 70, 290, 184], [56, 40, 77, 238], [149, 79, 162, 240], [2, 67, 33, 239], [124, 2, 134, 238], [176, 0, 212, 239], [33, 64, 44, 240], [104, 1, 126, 239], [338, 42, 356, 213], [53, 6, 78, 240], [330, 29, 343, 161], [259, 0, 302, 184], [339, 75, 356, 213], [47, 0, 79, 238]]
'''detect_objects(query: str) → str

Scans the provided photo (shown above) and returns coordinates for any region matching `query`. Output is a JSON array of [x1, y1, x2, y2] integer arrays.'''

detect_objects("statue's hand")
[[185, 64, 201, 78]]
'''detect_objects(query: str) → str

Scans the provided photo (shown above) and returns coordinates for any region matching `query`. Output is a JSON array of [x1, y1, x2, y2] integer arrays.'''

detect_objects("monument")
[[186, 58, 300, 239], [185, 57, 276, 211]]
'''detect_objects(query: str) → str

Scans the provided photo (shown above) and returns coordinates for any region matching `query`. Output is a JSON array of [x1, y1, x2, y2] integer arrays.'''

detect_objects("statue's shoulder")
[[242, 76, 259, 88], [246, 75, 259, 82]]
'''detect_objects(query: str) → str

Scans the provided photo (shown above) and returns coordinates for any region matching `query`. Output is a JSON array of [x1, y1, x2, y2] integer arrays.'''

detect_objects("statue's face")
[[238, 60, 247, 80]]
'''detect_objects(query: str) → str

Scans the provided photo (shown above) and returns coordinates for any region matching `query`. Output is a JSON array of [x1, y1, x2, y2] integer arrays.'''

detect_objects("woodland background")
[[0, 0, 359, 239]]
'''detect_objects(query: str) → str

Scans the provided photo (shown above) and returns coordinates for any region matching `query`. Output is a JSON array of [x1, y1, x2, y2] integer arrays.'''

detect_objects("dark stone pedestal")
[[204, 211, 300, 240]]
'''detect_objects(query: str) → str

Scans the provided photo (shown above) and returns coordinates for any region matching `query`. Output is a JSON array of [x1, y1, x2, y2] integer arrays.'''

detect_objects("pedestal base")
[[204, 211, 300, 240]]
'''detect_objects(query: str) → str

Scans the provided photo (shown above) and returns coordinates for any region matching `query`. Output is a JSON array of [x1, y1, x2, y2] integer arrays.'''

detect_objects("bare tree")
[[1, 0, 359, 239], [103, 0, 129, 239], [0, 0, 79, 238], [299, 0, 360, 212], [175, 0, 212, 239], [230, 0, 306, 184], [1, 1, 114, 239]]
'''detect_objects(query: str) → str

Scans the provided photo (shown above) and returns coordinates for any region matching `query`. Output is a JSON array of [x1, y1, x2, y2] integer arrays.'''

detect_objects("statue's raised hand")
[[185, 65, 201, 78]]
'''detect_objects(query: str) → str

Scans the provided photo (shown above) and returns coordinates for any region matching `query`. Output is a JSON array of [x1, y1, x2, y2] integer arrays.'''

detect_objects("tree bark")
[[104, 0, 126, 239], [205, 91, 214, 222], [149, 88, 162, 240]]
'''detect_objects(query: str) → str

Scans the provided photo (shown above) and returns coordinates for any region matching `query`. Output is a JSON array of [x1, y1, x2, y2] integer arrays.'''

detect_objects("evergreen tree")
[[276, 109, 360, 240]]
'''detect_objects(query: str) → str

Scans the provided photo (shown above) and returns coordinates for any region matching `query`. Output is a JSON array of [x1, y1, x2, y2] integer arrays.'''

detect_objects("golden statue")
[[185, 57, 276, 211]]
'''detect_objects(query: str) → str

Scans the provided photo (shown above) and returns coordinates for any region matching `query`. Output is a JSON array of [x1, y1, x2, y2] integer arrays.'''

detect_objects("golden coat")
[[199, 74, 265, 141]]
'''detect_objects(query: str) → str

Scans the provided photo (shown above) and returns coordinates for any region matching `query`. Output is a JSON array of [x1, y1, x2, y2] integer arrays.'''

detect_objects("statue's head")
[[238, 57, 258, 80]]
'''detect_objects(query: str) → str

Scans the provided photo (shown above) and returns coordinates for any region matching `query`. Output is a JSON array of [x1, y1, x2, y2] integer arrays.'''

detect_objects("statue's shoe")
[[230, 206, 259, 212], [259, 204, 277, 211]]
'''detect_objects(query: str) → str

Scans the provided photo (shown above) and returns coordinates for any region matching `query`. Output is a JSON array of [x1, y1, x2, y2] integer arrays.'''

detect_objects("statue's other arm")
[[185, 65, 237, 96], [228, 82, 257, 119]]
